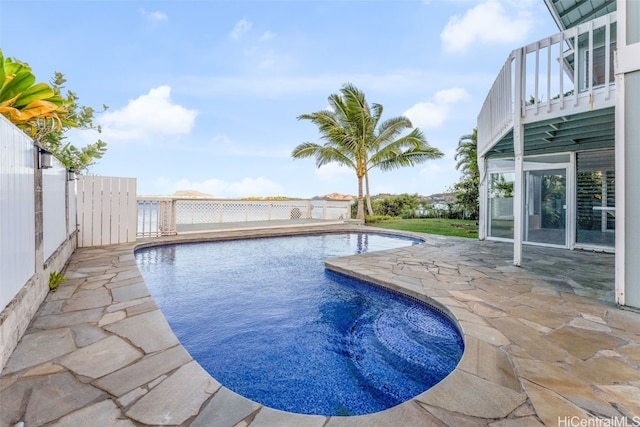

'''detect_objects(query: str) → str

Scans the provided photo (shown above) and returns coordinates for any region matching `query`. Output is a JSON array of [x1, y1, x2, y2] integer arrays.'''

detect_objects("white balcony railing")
[[478, 11, 617, 156], [137, 198, 353, 237]]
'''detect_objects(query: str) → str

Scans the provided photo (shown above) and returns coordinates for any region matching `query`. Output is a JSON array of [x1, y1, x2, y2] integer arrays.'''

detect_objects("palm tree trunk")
[[365, 172, 374, 216], [356, 175, 365, 220]]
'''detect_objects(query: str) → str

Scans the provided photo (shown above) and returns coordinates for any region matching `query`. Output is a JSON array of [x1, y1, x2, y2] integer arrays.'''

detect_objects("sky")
[[1, 0, 559, 198]]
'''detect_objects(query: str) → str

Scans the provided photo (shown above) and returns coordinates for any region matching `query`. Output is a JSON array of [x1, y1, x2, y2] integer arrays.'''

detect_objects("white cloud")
[[154, 176, 283, 197], [180, 69, 477, 99], [256, 52, 295, 72], [418, 148, 460, 188], [230, 19, 252, 40], [229, 177, 284, 196], [315, 163, 352, 181], [260, 31, 276, 41], [404, 103, 448, 129], [433, 87, 469, 104], [140, 9, 168, 22], [403, 87, 469, 130], [208, 134, 290, 158], [419, 161, 455, 185], [440, 0, 534, 53], [100, 86, 198, 141]]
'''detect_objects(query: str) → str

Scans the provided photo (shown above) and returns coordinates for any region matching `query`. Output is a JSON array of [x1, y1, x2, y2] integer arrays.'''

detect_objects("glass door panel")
[[488, 172, 514, 239], [525, 169, 567, 246]]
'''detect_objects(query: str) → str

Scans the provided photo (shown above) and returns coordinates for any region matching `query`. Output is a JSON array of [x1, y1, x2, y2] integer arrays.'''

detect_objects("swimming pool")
[[135, 233, 464, 416]]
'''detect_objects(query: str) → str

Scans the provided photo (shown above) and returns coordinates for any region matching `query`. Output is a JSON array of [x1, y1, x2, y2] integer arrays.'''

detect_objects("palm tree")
[[292, 84, 443, 220], [455, 129, 478, 178], [453, 128, 479, 219]]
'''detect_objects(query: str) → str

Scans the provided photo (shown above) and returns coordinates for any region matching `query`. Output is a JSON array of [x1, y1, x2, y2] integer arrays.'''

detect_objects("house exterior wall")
[[615, 0, 640, 308], [478, 2, 640, 309], [621, 71, 640, 307]]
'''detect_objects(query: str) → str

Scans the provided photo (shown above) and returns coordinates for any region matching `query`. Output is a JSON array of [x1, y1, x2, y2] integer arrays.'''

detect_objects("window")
[[576, 149, 615, 248]]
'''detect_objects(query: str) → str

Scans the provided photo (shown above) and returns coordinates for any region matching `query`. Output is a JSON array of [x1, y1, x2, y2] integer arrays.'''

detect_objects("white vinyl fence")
[[0, 115, 80, 371], [0, 117, 36, 311], [43, 158, 70, 260], [137, 198, 352, 237], [77, 176, 137, 247]]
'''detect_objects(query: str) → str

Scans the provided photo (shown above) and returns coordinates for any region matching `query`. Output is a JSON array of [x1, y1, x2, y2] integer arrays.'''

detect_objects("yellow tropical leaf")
[[0, 93, 20, 108]]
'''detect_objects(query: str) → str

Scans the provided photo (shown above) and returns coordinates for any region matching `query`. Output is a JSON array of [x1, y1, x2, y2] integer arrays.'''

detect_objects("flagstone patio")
[[1, 224, 638, 426]]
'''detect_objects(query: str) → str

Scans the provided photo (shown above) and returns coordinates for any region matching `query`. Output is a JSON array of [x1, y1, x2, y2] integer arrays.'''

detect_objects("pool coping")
[[1, 223, 638, 426]]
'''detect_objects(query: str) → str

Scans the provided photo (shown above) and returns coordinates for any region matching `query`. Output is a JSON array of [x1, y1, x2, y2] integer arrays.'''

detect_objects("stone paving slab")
[[60, 335, 143, 379], [125, 361, 220, 425], [1, 224, 638, 426], [50, 399, 136, 427], [104, 309, 179, 354], [2, 328, 76, 375]]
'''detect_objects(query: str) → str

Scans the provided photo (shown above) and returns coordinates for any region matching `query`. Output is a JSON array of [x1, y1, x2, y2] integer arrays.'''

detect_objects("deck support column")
[[513, 48, 525, 266], [478, 156, 487, 241]]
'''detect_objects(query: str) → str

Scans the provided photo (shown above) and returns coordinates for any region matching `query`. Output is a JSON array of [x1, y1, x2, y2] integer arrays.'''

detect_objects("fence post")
[[171, 199, 177, 235]]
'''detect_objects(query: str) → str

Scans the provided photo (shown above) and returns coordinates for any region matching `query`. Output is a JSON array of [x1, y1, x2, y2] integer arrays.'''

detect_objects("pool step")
[[347, 305, 463, 402]]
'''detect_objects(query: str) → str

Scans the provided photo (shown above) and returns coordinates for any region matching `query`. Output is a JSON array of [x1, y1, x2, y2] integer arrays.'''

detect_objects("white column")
[[513, 48, 525, 266], [478, 156, 487, 240]]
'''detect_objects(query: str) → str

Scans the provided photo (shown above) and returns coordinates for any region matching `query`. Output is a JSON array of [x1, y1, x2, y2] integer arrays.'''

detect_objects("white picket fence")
[[77, 176, 138, 247]]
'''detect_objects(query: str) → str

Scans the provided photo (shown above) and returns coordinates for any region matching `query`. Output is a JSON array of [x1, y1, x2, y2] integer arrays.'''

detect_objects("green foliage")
[[373, 193, 421, 217], [0, 50, 67, 132], [49, 271, 67, 291], [452, 129, 479, 220], [0, 49, 108, 173], [368, 218, 478, 238], [352, 193, 422, 219], [364, 214, 394, 223], [453, 176, 479, 219], [400, 209, 415, 219], [490, 174, 514, 198], [541, 174, 566, 228]]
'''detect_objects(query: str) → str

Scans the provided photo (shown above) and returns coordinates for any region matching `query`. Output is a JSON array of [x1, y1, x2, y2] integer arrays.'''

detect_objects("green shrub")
[[400, 209, 415, 219], [364, 215, 394, 223]]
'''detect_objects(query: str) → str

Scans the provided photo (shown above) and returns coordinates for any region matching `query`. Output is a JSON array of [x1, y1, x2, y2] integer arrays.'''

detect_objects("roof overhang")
[[484, 107, 615, 158], [544, 0, 617, 30]]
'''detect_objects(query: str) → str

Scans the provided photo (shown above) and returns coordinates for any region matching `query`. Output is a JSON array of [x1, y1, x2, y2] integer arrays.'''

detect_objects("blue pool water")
[[135, 233, 464, 416]]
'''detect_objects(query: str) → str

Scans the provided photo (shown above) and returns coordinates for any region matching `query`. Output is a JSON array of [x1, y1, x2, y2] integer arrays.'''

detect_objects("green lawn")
[[366, 218, 479, 238]]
